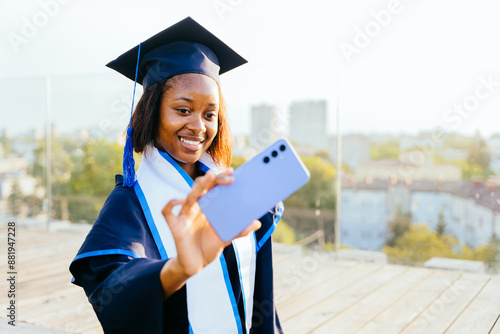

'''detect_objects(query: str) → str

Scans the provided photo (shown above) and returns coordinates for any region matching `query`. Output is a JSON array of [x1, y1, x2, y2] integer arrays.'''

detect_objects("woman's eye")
[[177, 109, 190, 114], [205, 113, 217, 120]]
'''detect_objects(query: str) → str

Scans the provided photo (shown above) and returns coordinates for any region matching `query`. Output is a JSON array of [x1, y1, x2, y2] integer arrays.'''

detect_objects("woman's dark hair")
[[130, 76, 233, 168]]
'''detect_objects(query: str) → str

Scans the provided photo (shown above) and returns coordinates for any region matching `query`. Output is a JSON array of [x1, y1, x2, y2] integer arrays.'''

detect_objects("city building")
[[249, 104, 282, 150], [340, 178, 500, 251], [289, 100, 327, 151]]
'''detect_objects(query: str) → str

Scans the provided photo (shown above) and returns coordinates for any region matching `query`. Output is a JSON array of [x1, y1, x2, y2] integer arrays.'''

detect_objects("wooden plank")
[[18, 273, 75, 299], [17, 287, 84, 318], [32, 289, 100, 334], [0, 228, 100, 333], [443, 277, 500, 333], [14, 260, 74, 285], [16, 233, 84, 247], [14, 258, 74, 283], [357, 270, 461, 333], [282, 265, 406, 334], [3, 228, 500, 334], [273, 255, 302, 271], [311, 267, 432, 333], [401, 273, 491, 333], [275, 259, 359, 308], [0, 320, 67, 333], [16, 248, 76, 261], [81, 326, 105, 334], [0, 262, 74, 290], [18, 288, 79, 312], [15, 232, 84, 250], [278, 262, 377, 321], [490, 315, 500, 334], [29, 295, 100, 333], [49, 311, 103, 334], [17, 240, 82, 259]]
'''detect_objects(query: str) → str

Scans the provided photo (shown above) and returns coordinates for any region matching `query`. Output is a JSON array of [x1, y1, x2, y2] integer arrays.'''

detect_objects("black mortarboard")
[[106, 16, 247, 88], [108, 17, 247, 187]]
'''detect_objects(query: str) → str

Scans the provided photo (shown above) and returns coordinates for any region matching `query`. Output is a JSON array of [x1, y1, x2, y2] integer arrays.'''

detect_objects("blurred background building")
[[289, 100, 327, 152]]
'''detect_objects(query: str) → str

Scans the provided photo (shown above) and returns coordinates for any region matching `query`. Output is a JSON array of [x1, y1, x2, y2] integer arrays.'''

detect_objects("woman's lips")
[[179, 136, 204, 151]]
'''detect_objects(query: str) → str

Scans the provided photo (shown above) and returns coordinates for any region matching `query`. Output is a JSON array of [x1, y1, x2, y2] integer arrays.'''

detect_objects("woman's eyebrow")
[[175, 97, 219, 107], [175, 97, 194, 103]]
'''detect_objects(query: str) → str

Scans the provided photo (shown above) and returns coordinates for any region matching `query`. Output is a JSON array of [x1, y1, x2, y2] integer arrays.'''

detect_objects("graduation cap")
[[107, 16, 247, 88], [107, 17, 247, 187]]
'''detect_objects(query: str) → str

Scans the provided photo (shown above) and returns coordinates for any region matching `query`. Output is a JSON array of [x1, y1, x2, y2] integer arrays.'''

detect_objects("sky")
[[1, 0, 500, 139]]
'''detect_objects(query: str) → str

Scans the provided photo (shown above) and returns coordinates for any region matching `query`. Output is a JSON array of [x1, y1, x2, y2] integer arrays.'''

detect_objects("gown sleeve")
[[69, 176, 189, 333]]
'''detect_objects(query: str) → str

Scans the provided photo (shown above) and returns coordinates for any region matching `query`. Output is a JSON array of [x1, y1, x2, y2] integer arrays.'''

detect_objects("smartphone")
[[198, 139, 310, 242]]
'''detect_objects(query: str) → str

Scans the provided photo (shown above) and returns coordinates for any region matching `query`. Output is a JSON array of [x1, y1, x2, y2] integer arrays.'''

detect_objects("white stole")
[[134, 145, 256, 334]]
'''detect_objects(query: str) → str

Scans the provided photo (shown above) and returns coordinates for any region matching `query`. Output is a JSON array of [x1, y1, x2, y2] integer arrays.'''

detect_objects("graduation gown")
[[69, 174, 283, 334]]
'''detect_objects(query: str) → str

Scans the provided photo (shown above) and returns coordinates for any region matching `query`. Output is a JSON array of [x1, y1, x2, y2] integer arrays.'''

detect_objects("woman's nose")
[[186, 114, 206, 132]]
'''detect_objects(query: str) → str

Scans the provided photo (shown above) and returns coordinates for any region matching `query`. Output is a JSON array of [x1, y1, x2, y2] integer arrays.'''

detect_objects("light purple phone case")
[[199, 139, 310, 242]]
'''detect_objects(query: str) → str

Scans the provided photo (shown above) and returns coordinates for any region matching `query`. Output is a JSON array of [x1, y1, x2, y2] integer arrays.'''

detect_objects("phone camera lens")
[[263, 156, 270, 163], [279, 144, 286, 151], [271, 150, 278, 157]]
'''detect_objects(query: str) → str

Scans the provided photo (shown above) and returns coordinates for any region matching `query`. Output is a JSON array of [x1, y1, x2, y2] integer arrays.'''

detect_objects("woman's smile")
[[154, 73, 220, 178], [178, 135, 206, 151]]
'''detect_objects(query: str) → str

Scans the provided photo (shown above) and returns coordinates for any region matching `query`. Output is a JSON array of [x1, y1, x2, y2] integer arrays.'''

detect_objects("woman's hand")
[[159, 170, 261, 298]]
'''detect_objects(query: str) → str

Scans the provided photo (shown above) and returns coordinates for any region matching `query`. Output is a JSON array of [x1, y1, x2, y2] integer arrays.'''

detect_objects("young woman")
[[70, 17, 284, 334]]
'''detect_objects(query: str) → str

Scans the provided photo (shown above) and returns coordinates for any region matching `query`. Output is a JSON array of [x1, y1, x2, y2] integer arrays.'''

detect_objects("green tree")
[[29, 136, 125, 223], [70, 139, 123, 196], [467, 134, 490, 169], [384, 224, 458, 265], [370, 141, 400, 160], [458, 238, 500, 273], [8, 180, 23, 216], [442, 132, 473, 150], [453, 160, 492, 180], [272, 220, 296, 244], [315, 150, 331, 162], [30, 136, 81, 194], [284, 155, 335, 209], [386, 207, 411, 247], [434, 132, 493, 179], [474, 236, 500, 273], [230, 156, 246, 169], [1, 130, 12, 156], [23, 195, 43, 217], [436, 212, 446, 236]]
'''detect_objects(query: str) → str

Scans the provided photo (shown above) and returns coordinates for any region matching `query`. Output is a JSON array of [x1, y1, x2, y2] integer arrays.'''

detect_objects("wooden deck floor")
[[0, 226, 499, 333]]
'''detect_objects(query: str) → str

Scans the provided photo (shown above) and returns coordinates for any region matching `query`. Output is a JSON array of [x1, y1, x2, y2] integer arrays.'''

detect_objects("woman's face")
[[155, 73, 219, 172]]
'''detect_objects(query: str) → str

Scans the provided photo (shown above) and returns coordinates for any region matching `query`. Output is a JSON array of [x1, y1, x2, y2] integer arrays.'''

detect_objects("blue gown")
[[69, 175, 283, 334]]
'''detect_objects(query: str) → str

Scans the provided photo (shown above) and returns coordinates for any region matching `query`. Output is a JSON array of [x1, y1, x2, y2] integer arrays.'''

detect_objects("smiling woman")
[[155, 74, 219, 178], [132, 73, 230, 179], [69, 17, 284, 334]]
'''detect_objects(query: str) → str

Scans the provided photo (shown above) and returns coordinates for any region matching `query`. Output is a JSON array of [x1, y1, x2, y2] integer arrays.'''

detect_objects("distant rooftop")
[[342, 177, 500, 212]]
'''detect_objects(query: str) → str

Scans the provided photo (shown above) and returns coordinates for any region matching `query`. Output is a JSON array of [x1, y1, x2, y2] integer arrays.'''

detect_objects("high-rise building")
[[289, 100, 327, 151], [249, 104, 281, 150]]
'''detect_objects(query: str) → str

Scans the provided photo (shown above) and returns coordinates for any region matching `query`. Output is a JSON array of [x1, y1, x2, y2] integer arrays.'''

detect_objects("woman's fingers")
[[180, 171, 215, 215], [235, 220, 262, 239], [180, 171, 235, 216], [219, 167, 234, 177], [162, 198, 185, 223]]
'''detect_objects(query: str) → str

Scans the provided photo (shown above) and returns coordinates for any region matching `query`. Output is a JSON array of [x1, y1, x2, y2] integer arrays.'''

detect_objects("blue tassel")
[[122, 43, 141, 187], [122, 125, 136, 187]]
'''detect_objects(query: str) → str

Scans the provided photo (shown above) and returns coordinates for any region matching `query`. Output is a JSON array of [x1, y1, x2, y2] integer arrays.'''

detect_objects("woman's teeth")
[[180, 137, 201, 145]]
